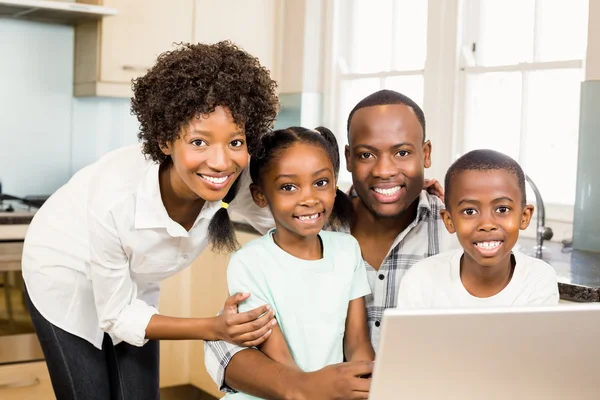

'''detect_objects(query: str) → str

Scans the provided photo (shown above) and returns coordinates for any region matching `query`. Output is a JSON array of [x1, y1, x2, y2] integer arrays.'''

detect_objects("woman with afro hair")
[[22, 41, 280, 399]]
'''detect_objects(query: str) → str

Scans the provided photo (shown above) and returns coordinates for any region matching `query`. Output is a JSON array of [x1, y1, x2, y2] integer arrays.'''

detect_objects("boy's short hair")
[[444, 149, 526, 209], [346, 90, 426, 141]]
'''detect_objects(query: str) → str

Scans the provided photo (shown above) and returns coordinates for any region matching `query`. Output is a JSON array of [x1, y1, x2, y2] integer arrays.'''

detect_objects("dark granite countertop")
[[515, 238, 600, 302]]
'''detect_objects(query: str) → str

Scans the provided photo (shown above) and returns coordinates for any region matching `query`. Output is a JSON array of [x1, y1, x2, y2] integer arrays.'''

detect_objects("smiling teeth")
[[201, 175, 228, 184], [476, 241, 502, 249], [373, 186, 401, 196], [298, 213, 320, 221]]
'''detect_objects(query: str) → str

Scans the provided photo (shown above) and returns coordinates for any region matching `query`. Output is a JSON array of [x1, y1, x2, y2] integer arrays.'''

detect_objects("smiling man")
[[204, 90, 460, 400], [345, 90, 459, 351]]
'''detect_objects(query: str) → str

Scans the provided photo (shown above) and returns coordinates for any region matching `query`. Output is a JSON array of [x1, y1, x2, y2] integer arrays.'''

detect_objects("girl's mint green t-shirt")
[[225, 229, 371, 400]]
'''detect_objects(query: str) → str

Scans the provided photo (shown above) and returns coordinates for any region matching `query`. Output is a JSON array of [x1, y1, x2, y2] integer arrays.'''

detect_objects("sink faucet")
[[525, 175, 553, 258]]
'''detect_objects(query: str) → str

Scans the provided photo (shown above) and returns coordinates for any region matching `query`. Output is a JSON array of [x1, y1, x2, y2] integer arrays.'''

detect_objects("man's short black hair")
[[346, 89, 426, 141], [444, 149, 526, 210]]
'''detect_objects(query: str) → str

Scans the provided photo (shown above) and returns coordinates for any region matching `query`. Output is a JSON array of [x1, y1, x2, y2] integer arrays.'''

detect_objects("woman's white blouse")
[[22, 145, 273, 349]]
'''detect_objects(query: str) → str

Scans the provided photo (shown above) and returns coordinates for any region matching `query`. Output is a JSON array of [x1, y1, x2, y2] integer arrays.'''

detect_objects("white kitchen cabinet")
[[74, 0, 195, 97]]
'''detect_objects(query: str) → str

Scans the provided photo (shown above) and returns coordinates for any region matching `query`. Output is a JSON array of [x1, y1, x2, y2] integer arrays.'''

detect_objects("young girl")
[[22, 41, 279, 399], [225, 126, 375, 400]]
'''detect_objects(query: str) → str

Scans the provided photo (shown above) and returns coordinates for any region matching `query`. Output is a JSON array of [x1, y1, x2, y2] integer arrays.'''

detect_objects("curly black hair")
[[131, 41, 279, 163], [250, 126, 354, 231], [131, 41, 279, 253]]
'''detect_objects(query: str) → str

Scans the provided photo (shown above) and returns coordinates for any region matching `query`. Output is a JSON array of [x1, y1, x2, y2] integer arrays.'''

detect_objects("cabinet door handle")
[[122, 65, 151, 72], [0, 377, 40, 389]]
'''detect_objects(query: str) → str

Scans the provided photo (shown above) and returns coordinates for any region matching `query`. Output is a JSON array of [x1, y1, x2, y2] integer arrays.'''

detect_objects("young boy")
[[397, 149, 559, 308]]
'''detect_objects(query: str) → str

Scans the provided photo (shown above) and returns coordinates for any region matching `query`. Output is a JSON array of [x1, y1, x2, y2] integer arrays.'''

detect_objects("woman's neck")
[[159, 162, 205, 230], [272, 228, 322, 261], [460, 253, 515, 298]]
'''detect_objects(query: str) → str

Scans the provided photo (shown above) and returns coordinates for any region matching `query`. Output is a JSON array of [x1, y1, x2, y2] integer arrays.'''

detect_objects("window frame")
[[323, 0, 460, 191], [323, 0, 585, 228], [455, 0, 587, 223]]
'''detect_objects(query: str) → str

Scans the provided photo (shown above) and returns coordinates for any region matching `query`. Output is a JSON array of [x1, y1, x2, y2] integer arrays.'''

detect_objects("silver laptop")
[[370, 304, 600, 399]]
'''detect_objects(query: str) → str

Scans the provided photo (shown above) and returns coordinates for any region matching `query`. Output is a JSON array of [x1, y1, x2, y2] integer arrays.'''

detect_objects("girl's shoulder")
[[320, 231, 361, 252]]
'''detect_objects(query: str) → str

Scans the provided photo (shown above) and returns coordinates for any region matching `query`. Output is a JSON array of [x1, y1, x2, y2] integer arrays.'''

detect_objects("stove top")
[[0, 194, 48, 212]]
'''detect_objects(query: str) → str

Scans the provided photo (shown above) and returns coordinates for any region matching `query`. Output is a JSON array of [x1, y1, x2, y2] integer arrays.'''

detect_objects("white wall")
[[586, 0, 600, 80], [0, 19, 139, 197]]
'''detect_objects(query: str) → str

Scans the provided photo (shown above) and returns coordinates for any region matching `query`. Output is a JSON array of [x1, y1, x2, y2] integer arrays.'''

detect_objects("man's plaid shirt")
[[204, 190, 458, 392]]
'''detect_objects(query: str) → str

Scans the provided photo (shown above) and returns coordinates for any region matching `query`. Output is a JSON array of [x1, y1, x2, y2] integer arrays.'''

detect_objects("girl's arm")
[[258, 323, 302, 372], [344, 297, 375, 362]]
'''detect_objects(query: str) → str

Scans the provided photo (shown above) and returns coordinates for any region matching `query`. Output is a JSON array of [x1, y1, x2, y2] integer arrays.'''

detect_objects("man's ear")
[[520, 204, 535, 230], [440, 209, 456, 234], [423, 140, 432, 169], [345, 144, 351, 173], [250, 184, 268, 208]]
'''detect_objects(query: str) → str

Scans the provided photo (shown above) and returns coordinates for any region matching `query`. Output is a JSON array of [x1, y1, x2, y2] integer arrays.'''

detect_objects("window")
[[457, 0, 589, 211], [325, 0, 431, 186]]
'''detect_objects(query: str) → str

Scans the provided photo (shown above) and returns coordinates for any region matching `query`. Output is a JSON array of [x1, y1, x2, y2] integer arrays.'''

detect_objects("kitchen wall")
[[0, 19, 139, 198]]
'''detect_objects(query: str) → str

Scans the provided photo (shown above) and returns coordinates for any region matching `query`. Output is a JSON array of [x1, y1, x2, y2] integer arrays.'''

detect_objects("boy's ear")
[[423, 140, 432, 169], [250, 184, 268, 208], [520, 204, 535, 230], [440, 209, 456, 234]]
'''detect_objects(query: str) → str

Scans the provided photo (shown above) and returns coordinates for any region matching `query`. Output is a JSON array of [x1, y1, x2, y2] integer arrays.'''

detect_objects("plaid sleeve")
[[203, 339, 249, 393]]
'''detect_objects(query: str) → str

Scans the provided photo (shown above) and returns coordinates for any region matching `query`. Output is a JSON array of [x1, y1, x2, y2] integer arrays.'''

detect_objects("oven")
[[0, 239, 44, 365], [0, 191, 46, 365]]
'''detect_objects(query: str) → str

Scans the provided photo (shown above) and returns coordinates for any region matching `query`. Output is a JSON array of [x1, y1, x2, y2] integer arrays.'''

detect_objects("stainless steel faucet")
[[525, 175, 554, 258]]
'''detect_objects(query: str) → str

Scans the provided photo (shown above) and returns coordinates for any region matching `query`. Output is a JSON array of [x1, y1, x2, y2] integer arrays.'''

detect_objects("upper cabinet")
[[74, 0, 279, 97], [74, 0, 194, 97], [193, 0, 279, 82], [0, 0, 116, 24]]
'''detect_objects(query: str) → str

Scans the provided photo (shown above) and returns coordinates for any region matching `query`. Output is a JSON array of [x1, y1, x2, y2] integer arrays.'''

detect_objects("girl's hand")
[[424, 178, 444, 202], [214, 292, 276, 347]]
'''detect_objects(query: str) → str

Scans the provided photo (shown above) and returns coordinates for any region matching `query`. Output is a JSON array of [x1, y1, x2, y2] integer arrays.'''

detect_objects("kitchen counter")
[[516, 238, 600, 302], [0, 211, 35, 225]]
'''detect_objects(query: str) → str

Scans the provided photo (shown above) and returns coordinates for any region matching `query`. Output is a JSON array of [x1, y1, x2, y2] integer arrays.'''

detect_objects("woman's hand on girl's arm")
[[144, 292, 275, 345], [213, 292, 276, 346], [343, 297, 375, 362]]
